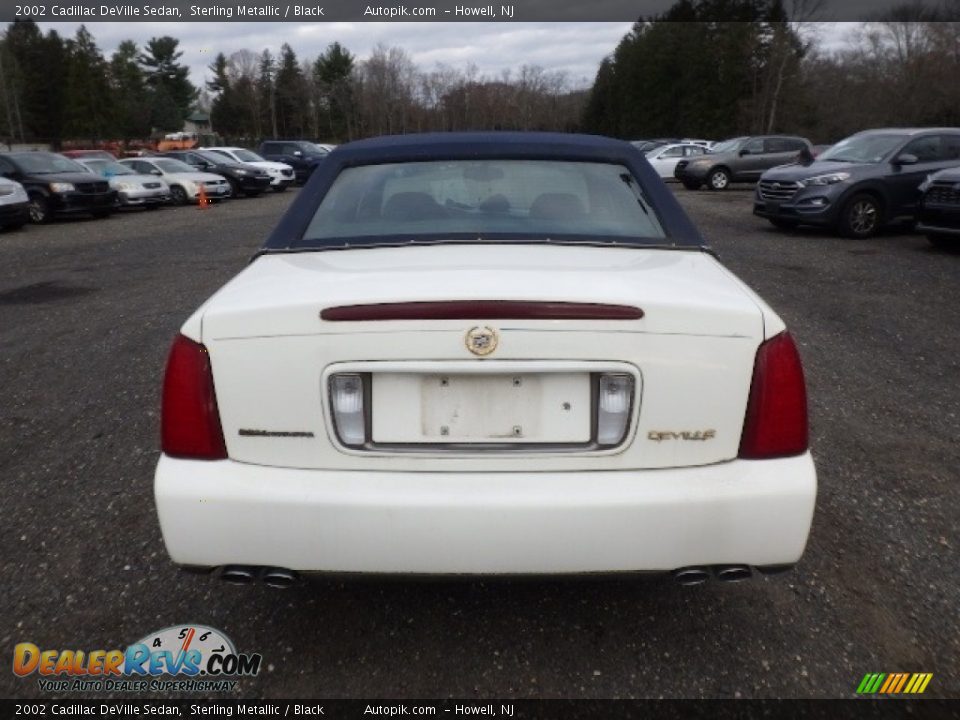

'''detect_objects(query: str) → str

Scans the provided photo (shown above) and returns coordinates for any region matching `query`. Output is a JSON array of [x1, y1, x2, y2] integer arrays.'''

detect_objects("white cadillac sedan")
[[156, 132, 816, 587]]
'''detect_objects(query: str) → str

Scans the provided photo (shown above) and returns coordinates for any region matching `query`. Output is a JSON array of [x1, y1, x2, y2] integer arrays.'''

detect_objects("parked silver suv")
[[675, 135, 813, 190]]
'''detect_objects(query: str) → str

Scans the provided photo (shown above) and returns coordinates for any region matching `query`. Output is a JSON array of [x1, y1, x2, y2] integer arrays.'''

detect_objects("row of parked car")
[[639, 128, 960, 246], [0, 140, 336, 228]]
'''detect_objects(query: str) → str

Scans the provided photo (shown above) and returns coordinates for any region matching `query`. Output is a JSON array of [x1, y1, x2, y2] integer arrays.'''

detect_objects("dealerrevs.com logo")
[[13, 624, 262, 693]]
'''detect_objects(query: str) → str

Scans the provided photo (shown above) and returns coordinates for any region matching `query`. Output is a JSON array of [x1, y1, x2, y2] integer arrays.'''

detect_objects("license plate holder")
[[371, 372, 592, 444]]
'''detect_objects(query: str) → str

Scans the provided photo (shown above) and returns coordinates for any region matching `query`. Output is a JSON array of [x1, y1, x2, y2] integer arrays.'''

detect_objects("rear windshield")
[[297, 159, 666, 248]]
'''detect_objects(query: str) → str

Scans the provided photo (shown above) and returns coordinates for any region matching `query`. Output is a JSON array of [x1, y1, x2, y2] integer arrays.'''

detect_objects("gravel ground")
[[0, 185, 957, 700]]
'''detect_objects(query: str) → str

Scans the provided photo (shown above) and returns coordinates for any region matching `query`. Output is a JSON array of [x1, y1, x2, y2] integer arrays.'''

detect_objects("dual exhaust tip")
[[673, 565, 753, 586], [217, 564, 775, 587], [220, 565, 300, 589]]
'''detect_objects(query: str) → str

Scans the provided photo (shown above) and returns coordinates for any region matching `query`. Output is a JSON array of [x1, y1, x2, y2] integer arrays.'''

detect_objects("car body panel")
[[754, 128, 960, 231], [156, 453, 816, 573], [77, 159, 171, 207], [0, 176, 29, 227], [917, 165, 960, 238], [0, 152, 117, 219], [675, 135, 812, 186], [162, 150, 272, 195], [204, 147, 295, 188], [258, 140, 329, 183], [646, 143, 708, 179], [186, 244, 771, 472], [156, 131, 815, 575], [118, 158, 232, 201]]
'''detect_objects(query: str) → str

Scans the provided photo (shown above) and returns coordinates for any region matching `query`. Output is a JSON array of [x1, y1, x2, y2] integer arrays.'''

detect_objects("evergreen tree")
[[110, 40, 150, 141], [580, 0, 806, 140], [206, 52, 229, 94], [313, 42, 355, 141], [139, 36, 196, 131], [274, 43, 306, 137], [63, 26, 111, 142], [257, 49, 276, 138], [1, 20, 54, 143], [208, 53, 251, 139]]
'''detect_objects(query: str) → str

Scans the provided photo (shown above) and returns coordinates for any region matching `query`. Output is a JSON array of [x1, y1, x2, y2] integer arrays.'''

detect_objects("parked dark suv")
[[917, 165, 960, 248], [675, 135, 812, 190], [754, 128, 960, 238], [162, 149, 271, 197], [0, 151, 116, 223], [257, 141, 330, 184]]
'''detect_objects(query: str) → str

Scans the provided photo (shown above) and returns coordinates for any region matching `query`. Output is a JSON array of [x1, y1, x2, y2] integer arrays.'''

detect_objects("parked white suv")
[[205, 147, 295, 192]]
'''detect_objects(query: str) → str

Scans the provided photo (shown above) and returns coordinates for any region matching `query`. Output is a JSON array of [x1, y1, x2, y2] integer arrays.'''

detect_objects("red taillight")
[[161, 334, 227, 460], [738, 331, 809, 459]]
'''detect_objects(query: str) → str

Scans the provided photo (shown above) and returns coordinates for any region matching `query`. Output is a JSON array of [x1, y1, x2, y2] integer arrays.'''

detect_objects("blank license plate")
[[371, 373, 591, 444]]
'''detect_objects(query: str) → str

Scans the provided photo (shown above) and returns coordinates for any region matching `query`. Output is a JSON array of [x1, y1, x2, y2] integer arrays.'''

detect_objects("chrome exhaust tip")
[[220, 565, 257, 584], [715, 565, 752, 582], [261, 567, 300, 589], [673, 567, 710, 586]]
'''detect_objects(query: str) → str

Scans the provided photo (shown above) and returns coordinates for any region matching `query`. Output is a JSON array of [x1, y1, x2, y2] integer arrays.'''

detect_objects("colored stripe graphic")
[[856, 673, 932, 694]]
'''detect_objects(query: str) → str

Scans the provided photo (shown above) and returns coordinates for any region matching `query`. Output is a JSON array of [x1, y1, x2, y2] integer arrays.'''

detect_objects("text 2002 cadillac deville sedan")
[[156, 133, 816, 587]]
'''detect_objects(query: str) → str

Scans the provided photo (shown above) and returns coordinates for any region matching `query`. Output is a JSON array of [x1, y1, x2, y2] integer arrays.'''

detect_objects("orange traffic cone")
[[198, 184, 209, 209]]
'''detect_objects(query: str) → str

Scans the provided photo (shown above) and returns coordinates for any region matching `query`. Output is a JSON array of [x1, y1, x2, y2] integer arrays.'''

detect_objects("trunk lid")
[[196, 245, 768, 471]]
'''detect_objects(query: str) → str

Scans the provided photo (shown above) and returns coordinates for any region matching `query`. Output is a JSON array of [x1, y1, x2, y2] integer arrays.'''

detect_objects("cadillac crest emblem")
[[465, 326, 498, 356]]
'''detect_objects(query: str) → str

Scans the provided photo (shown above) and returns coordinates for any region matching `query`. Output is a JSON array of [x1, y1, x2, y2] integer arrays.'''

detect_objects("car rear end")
[[154, 135, 815, 584], [155, 246, 815, 581]]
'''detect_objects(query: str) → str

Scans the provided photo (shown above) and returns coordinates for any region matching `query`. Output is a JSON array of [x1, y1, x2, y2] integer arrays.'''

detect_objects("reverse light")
[[330, 374, 367, 447], [161, 335, 227, 460], [738, 332, 809, 459], [801, 172, 849, 186], [597, 373, 634, 446]]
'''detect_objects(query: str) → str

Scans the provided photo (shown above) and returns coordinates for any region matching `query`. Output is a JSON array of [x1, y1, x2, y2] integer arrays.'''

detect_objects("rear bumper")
[[155, 453, 817, 574]]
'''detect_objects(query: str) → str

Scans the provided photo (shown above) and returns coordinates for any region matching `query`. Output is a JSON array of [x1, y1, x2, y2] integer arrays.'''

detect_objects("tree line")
[[582, 0, 960, 143], [0, 20, 585, 147], [2, 6, 960, 149]]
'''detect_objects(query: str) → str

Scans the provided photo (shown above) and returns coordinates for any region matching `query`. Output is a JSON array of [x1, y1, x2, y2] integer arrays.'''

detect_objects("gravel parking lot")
[[1, 186, 957, 699]]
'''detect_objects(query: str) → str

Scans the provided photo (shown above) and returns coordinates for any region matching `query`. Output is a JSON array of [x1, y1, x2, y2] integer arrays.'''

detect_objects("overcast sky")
[[37, 22, 857, 92]]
